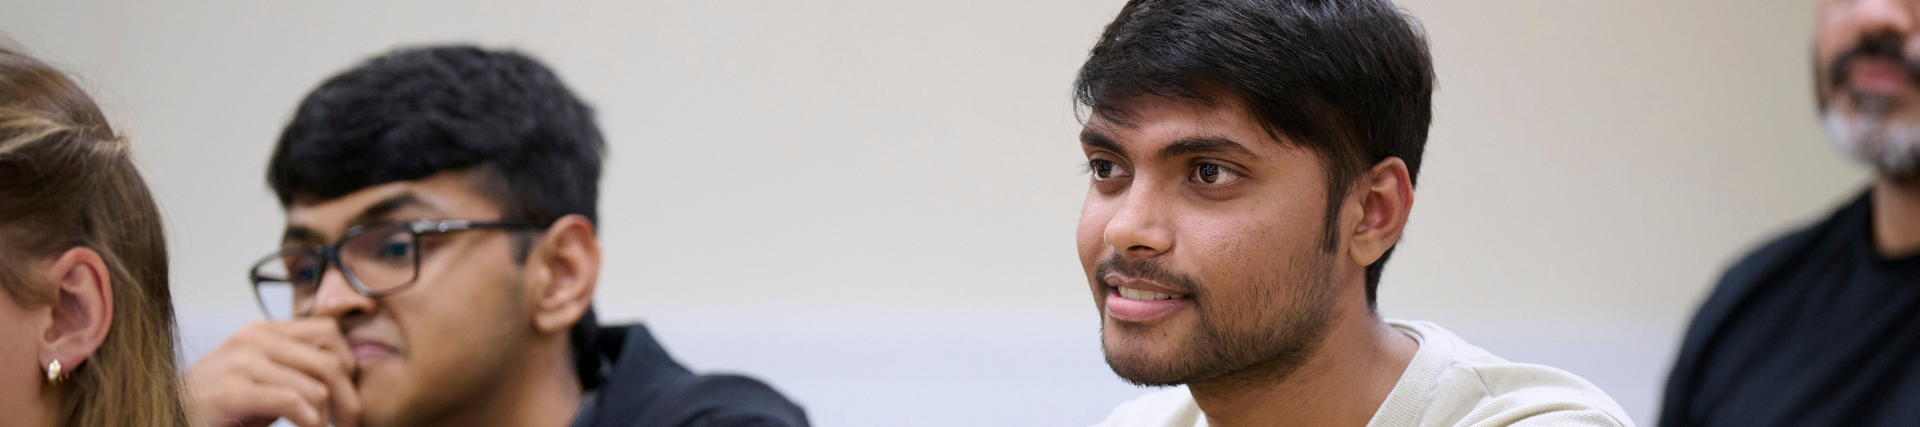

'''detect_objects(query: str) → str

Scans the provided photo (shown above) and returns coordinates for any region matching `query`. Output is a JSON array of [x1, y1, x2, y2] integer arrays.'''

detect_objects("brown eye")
[[1091, 159, 1118, 179], [1190, 163, 1242, 185]]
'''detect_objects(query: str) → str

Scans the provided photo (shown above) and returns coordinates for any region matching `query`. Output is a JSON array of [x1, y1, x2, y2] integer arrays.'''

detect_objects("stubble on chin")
[[1098, 252, 1338, 389]]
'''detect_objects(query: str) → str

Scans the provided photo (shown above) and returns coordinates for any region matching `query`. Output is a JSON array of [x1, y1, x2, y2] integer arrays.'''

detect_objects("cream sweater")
[[1092, 320, 1634, 427]]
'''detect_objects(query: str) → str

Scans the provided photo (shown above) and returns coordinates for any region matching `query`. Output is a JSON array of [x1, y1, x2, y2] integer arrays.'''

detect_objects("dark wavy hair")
[[1074, 0, 1434, 308], [266, 45, 610, 388]]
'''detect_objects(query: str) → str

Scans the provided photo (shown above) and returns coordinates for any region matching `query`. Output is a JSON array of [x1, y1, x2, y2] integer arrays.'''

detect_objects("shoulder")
[[588, 323, 809, 427], [1702, 190, 1866, 311], [1392, 321, 1634, 427], [653, 373, 812, 427], [1669, 224, 1819, 350], [1091, 387, 1200, 427], [1660, 192, 1863, 421], [1440, 364, 1634, 427], [1714, 224, 1824, 297]]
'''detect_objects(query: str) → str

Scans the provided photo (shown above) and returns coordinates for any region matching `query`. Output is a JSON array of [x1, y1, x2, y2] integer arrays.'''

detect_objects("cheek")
[[1814, 42, 1844, 89], [1187, 197, 1321, 259], [1813, 10, 1858, 73], [0, 301, 41, 414], [367, 266, 526, 414], [1178, 196, 1325, 297], [411, 274, 523, 352], [1078, 191, 1117, 270], [386, 255, 527, 371]]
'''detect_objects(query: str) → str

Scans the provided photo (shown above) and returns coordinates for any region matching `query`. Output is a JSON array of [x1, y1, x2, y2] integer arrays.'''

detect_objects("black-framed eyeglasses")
[[247, 219, 549, 320]]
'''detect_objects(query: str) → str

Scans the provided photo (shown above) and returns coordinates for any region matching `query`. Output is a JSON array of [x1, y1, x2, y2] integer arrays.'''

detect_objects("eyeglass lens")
[[252, 224, 419, 320]]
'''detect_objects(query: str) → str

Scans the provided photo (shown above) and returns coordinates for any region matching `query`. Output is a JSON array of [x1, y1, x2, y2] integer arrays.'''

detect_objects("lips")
[[1849, 59, 1914, 94], [1103, 273, 1190, 323], [347, 335, 399, 361]]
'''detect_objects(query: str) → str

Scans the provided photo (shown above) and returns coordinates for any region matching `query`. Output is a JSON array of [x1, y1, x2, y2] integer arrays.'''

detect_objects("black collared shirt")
[[570, 324, 809, 427], [1660, 190, 1920, 426]]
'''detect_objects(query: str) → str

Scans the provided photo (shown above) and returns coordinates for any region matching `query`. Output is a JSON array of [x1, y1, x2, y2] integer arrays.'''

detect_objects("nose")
[[1853, 0, 1917, 36], [310, 262, 374, 319], [1103, 181, 1175, 261]]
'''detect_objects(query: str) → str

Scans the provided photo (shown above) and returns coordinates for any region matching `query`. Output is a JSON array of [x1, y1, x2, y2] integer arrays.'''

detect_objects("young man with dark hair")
[[1073, 1, 1632, 426], [1660, 2, 1920, 426], [183, 45, 808, 427]]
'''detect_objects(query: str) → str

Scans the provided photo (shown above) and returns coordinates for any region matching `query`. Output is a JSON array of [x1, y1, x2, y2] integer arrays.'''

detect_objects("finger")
[[187, 321, 350, 427], [240, 359, 330, 410], [244, 329, 362, 425], [263, 341, 360, 409], [327, 375, 363, 427], [247, 320, 364, 427], [239, 387, 325, 427], [214, 320, 353, 380], [264, 319, 357, 372], [183, 326, 312, 427]]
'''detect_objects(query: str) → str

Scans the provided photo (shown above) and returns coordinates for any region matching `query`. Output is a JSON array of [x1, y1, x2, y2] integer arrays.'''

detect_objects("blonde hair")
[[0, 47, 189, 427]]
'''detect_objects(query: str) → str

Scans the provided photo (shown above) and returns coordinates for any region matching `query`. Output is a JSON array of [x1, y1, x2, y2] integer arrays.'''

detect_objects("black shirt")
[[570, 323, 810, 427], [1660, 190, 1920, 426]]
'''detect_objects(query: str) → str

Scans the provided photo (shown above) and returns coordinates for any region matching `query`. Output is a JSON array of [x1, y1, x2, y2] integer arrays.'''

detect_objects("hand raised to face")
[[185, 318, 362, 427]]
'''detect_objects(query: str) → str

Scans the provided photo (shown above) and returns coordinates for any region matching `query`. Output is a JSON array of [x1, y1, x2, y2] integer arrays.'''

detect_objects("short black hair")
[[266, 45, 610, 388], [1074, 0, 1434, 309]]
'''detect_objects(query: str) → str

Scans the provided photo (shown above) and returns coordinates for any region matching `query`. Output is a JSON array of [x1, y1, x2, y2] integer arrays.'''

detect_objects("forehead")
[[284, 169, 503, 239], [1817, 0, 1920, 23], [1083, 94, 1293, 155]]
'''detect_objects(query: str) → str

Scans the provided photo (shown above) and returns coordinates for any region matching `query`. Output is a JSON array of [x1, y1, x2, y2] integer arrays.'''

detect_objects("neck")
[[28, 384, 63, 427], [424, 335, 584, 427], [1872, 176, 1920, 258], [1188, 287, 1419, 427]]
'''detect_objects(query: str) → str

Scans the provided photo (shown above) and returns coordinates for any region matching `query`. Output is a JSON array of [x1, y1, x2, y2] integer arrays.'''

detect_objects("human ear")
[[1346, 158, 1414, 268], [39, 247, 113, 376], [524, 215, 599, 334]]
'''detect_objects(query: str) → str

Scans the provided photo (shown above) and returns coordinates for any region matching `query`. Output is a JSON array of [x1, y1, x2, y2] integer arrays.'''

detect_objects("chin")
[[1102, 321, 1195, 386], [354, 358, 398, 390], [1822, 106, 1920, 175], [1104, 349, 1194, 387], [353, 371, 412, 427], [356, 390, 420, 427]]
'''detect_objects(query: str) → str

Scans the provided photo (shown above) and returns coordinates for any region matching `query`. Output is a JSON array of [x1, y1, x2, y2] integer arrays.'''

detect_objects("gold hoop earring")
[[46, 360, 62, 383]]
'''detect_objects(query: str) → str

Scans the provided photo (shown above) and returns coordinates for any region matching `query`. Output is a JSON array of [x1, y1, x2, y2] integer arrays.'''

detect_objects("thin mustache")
[[1831, 32, 1920, 89], [1095, 255, 1199, 295]]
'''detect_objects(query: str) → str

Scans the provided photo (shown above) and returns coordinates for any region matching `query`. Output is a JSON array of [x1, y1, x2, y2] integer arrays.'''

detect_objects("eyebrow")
[[282, 227, 322, 245], [351, 193, 430, 226], [1081, 129, 1260, 162], [281, 193, 433, 244], [1080, 129, 1127, 158], [1158, 136, 1259, 161]]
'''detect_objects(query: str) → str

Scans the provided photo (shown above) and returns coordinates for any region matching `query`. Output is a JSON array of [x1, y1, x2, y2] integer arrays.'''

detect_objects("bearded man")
[[1073, 1, 1633, 426], [1660, 1, 1920, 426]]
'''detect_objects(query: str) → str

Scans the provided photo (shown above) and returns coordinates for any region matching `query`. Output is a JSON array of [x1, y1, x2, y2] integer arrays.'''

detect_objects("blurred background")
[[0, 0, 1861, 425]]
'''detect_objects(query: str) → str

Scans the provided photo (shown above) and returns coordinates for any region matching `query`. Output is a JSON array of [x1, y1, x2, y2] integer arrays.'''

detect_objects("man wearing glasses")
[[183, 46, 809, 427]]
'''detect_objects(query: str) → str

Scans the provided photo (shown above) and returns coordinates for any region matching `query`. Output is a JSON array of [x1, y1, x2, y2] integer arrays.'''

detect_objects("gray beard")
[[1823, 95, 1920, 177]]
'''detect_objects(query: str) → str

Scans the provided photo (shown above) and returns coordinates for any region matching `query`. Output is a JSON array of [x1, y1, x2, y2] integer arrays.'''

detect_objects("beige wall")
[[0, 0, 1860, 425]]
